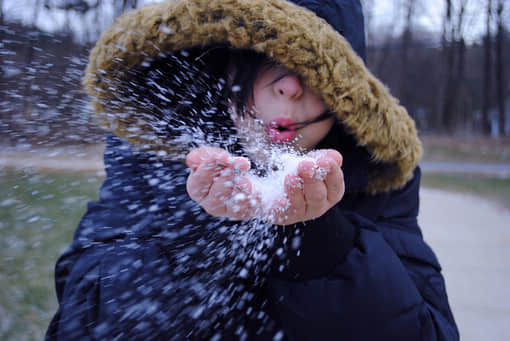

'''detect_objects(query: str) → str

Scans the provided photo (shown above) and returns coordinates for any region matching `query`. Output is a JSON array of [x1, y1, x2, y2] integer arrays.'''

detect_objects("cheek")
[[252, 87, 279, 120], [300, 118, 334, 149], [252, 92, 266, 117], [308, 94, 327, 115]]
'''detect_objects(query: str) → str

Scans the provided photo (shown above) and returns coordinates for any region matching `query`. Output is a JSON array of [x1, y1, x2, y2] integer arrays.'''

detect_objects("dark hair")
[[123, 45, 270, 121], [116, 45, 332, 156], [115, 45, 239, 154], [227, 49, 271, 116]]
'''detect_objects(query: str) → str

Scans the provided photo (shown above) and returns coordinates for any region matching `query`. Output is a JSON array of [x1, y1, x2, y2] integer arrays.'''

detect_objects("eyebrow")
[[264, 66, 294, 88], [266, 72, 289, 87]]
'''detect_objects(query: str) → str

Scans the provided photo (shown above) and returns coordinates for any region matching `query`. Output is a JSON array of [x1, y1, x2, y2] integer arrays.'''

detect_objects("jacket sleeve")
[[266, 168, 459, 341], [45, 199, 185, 340], [45, 136, 214, 340]]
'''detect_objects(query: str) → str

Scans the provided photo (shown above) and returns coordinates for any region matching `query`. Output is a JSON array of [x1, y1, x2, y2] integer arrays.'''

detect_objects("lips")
[[267, 117, 297, 143]]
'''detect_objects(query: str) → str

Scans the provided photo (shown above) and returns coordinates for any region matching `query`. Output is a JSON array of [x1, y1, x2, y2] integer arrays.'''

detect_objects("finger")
[[296, 159, 329, 219], [318, 158, 344, 204], [186, 152, 230, 202], [230, 156, 251, 175], [302, 180, 328, 219], [185, 146, 230, 171], [283, 174, 306, 218], [323, 149, 342, 167], [199, 166, 236, 216], [297, 159, 319, 183], [185, 148, 205, 171], [226, 177, 255, 220]]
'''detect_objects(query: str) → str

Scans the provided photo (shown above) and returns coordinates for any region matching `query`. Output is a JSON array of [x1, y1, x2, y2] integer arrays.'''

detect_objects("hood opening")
[[84, 0, 422, 193]]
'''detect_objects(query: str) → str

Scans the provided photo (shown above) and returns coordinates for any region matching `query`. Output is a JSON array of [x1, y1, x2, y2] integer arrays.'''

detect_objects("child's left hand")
[[271, 149, 345, 225]]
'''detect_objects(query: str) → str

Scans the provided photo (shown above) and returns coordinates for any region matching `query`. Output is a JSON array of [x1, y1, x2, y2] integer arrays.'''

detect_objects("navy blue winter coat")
[[46, 127, 458, 340], [47, 0, 458, 339]]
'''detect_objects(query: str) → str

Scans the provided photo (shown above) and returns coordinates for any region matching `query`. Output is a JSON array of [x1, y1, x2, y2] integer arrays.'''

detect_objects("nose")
[[274, 73, 303, 100]]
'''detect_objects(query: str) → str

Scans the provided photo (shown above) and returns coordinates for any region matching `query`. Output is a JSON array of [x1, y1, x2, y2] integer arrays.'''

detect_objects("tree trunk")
[[122, 0, 138, 13], [495, 0, 506, 136], [482, 0, 493, 135], [399, 0, 416, 116], [373, 4, 401, 78], [441, 38, 456, 133], [0, 0, 4, 25], [362, 0, 375, 48], [23, 0, 42, 119], [440, 0, 456, 133]]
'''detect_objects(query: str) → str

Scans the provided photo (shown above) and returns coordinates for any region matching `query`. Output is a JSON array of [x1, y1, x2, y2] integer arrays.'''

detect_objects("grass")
[[421, 135, 510, 163], [0, 170, 103, 341], [0, 160, 509, 340], [421, 135, 510, 210], [422, 173, 510, 211]]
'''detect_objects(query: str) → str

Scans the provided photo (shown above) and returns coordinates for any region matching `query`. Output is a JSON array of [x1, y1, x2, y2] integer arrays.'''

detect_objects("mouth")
[[267, 118, 297, 143]]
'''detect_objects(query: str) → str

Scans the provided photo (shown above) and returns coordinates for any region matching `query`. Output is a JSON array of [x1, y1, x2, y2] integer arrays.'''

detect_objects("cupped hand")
[[185, 147, 344, 224], [270, 149, 345, 225], [185, 146, 257, 220]]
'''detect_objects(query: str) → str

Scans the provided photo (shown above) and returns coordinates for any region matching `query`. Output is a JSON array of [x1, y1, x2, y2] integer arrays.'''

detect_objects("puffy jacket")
[[47, 0, 458, 340]]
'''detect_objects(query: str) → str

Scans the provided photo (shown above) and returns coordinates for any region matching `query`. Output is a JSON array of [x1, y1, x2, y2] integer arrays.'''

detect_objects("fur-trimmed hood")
[[83, 0, 422, 193]]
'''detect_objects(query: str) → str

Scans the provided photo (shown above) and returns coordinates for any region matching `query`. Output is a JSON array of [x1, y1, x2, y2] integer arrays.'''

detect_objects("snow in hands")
[[185, 145, 344, 225]]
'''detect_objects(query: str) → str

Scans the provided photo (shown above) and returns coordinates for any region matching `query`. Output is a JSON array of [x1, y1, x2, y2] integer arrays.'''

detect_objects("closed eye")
[[263, 65, 293, 87], [265, 72, 290, 87]]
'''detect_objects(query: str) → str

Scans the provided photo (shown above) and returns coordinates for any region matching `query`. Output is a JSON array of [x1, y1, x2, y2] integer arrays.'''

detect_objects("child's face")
[[239, 64, 334, 153]]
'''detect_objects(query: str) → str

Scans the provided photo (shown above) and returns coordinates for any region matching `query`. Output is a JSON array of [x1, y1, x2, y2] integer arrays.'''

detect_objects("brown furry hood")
[[83, 0, 422, 193]]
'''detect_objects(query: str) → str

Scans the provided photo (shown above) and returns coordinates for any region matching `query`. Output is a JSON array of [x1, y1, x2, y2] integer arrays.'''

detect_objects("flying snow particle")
[[191, 305, 205, 319], [238, 268, 249, 279], [273, 330, 285, 341], [160, 26, 173, 35], [148, 178, 160, 186]]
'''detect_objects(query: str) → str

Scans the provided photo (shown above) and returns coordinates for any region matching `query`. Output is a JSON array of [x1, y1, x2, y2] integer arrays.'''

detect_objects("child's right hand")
[[186, 146, 257, 221]]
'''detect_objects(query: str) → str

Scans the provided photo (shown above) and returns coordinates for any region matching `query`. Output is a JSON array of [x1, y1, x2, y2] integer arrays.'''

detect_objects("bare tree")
[[495, 0, 506, 136], [0, 0, 4, 85], [114, 0, 138, 18], [481, 0, 493, 135], [440, 0, 469, 133], [44, 0, 101, 14], [400, 0, 418, 115], [371, 4, 402, 78], [361, 0, 375, 47], [23, 0, 43, 118], [43, 0, 106, 41], [440, 0, 455, 133], [0, 0, 4, 24]]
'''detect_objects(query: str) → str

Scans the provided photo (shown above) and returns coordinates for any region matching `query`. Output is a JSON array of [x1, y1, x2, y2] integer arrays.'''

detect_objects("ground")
[[1, 143, 509, 340], [419, 189, 510, 341]]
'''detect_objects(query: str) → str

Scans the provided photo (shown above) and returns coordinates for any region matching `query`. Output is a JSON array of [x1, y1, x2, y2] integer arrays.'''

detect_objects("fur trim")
[[83, 0, 422, 193]]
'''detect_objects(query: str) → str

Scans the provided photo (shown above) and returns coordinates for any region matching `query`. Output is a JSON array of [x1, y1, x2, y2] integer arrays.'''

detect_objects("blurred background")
[[0, 0, 509, 340]]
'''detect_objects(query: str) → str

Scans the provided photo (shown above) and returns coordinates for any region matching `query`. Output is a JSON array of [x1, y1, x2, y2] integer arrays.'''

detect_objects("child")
[[47, 0, 459, 340]]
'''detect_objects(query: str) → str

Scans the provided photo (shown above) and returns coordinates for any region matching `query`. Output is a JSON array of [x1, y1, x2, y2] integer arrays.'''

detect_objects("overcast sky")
[[369, 0, 496, 45], [1, 0, 505, 44]]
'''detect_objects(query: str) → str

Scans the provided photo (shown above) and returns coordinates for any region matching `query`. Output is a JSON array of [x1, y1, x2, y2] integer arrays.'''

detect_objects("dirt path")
[[421, 161, 510, 178], [1, 149, 509, 340], [0, 145, 106, 175], [419, 189, 510, 341]]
